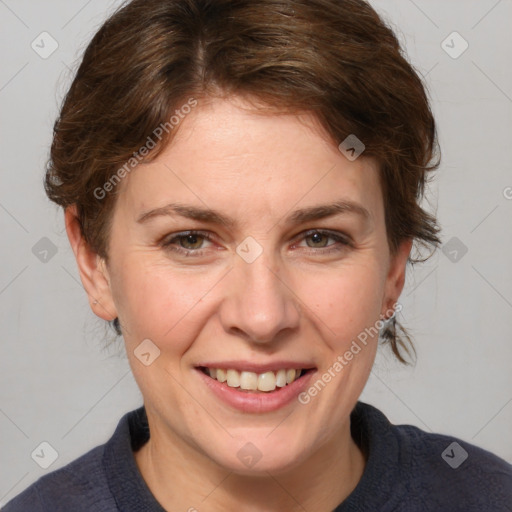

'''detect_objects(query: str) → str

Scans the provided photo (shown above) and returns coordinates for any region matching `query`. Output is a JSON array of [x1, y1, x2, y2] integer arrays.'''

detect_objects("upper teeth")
[[205, 368, 303, 392]]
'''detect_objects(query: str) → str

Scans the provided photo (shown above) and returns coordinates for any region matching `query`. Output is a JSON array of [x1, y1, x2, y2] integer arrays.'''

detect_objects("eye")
[[161, 228, 351, 258], [305, 231, 332, 248], [161, 230, 214, 256], [294, 229, 351, 254]]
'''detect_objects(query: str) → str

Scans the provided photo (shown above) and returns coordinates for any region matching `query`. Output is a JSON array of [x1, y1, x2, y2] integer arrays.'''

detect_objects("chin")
[[204, 432, 313, 476]]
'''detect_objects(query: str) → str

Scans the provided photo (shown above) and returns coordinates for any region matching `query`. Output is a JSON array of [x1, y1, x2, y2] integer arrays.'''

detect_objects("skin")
[[66, 95, 411, 511]]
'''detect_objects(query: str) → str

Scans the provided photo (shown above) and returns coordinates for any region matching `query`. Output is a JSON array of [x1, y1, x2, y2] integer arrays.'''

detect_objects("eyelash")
[[161, 229, 352, 257]]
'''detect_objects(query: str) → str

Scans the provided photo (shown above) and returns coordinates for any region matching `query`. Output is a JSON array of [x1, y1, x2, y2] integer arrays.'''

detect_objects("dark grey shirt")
[[4, 402, 512, 511]]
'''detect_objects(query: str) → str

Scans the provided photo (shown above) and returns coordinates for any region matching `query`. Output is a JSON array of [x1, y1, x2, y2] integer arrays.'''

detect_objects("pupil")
[[183, 234, 201, 249], [307, 232, 329, 248], [311, 233, 323, 245]]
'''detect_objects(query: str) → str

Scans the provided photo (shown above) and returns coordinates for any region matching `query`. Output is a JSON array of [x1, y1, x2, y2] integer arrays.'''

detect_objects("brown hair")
[[45, 0, 441, 363]]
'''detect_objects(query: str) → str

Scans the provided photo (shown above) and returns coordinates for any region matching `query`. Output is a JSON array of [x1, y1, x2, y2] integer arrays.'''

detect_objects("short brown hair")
[[45, 0, 441, 363]]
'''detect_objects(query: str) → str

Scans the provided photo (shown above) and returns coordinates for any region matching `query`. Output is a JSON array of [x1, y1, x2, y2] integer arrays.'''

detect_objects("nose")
[[219, 248, 301, 345]]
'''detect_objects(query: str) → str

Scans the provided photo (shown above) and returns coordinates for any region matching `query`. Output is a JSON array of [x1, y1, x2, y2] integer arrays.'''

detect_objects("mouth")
[[197, 366, 316, 393]]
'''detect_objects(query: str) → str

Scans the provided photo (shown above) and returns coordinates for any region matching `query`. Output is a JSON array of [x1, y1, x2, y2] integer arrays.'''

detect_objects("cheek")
[[110, 256, 223, 349], [111, 249, 387, 362], [302, 262, 386, 345]]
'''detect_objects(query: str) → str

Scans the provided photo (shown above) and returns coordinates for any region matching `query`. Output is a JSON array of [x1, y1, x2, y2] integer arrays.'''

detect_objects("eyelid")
[[292, 228, 352, 247], [161, 230, 214, 247]]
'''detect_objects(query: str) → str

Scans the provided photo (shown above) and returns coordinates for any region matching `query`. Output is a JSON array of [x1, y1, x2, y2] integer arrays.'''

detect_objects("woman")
[[5, 0, 511, 510]]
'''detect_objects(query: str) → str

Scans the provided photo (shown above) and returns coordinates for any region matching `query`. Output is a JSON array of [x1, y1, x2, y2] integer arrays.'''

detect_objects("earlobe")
[[64, 205, 117, 321], [381, 238, 412, 318]]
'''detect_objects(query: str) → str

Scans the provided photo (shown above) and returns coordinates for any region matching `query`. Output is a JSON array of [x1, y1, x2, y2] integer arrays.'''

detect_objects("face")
[[71, 95, 410, 475]]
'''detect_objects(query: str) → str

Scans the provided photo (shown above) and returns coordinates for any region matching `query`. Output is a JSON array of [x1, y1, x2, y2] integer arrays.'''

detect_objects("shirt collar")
[[103, 401, 406, 511], [103, 406, 165, 511]]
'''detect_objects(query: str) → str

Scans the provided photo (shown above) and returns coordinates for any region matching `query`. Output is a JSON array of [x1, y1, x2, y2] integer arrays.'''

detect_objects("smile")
[[195, 363, 317, 412], [199, 367, 310, 393]]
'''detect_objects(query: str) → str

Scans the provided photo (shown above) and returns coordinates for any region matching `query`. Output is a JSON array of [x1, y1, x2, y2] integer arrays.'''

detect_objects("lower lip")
[[195, 368, 316, 413]]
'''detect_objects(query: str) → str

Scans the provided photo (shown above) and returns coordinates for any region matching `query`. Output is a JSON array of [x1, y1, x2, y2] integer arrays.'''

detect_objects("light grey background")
[[1, 0, 511, 505]]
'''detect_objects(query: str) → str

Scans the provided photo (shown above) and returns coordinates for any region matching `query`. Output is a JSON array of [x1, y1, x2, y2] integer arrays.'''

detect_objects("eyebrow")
[[136, 199, 371, 227]]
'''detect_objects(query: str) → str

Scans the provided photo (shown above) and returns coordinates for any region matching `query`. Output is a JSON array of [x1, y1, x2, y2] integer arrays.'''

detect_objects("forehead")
[[117, 96, 382, 226]]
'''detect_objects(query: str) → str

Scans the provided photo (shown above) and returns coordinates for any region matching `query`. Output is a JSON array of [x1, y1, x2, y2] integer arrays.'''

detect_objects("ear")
[[64, 205, 117, 321], [380, 238, 413, 318]]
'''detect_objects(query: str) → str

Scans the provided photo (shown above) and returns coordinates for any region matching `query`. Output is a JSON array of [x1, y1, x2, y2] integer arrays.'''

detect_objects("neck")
[[134, 412, 366, 512]]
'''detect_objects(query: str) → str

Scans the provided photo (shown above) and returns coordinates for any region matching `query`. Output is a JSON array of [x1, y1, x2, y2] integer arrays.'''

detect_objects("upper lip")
[[196, 361, 316, 373]]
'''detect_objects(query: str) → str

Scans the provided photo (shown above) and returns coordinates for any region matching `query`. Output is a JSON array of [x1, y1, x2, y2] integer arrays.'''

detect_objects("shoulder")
[[2, 444, 117, 512], [352, 402, 512, 511], [3, 407, 147, 512], [394, 417, 512, 509]]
